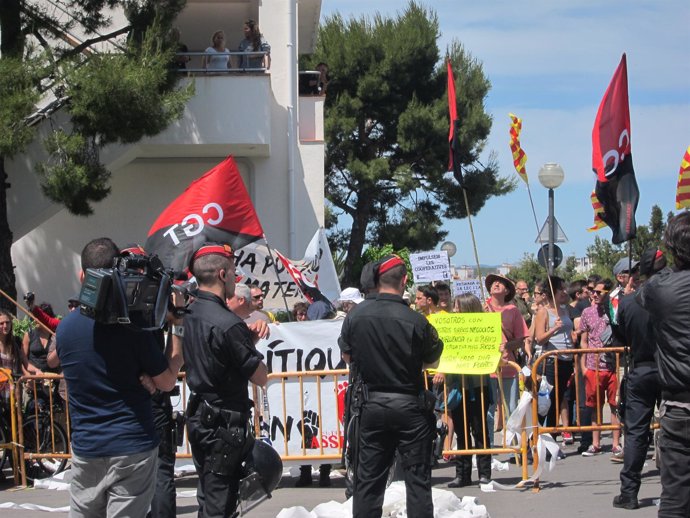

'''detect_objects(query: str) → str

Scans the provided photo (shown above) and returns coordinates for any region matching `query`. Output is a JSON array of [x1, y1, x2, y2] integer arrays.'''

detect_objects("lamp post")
[[538, 163, 565, 275]]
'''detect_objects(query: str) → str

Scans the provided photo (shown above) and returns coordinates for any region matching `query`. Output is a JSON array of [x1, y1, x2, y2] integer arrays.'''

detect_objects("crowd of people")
[[2, 212, 690, 517]]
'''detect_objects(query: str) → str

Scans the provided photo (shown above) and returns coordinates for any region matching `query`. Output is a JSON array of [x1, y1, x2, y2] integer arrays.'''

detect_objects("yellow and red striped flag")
[[587, 191, 607, 232], [675, 145, 690, 209], [509, 113, 528, 184]]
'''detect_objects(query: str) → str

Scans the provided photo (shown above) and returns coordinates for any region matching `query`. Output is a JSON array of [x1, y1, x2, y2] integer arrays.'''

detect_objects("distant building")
[[574, 256, 594, 275], [497, 263, 513, 276], [453, 265, 476, 280]]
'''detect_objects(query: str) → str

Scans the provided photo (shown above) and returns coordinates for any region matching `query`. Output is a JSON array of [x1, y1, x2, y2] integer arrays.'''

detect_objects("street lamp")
[[538, 163, 565, 275]]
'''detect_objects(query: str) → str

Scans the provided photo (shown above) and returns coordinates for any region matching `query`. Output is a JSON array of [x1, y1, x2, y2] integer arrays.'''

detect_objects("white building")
[[9, 0, 325, 308]]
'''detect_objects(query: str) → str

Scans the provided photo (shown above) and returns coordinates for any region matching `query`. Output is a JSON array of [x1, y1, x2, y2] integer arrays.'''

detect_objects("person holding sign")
[[483, 274, 529, 443], [445, 293, 492, 488], [533, 276, 576, 454], [338, 255, 443, 518]]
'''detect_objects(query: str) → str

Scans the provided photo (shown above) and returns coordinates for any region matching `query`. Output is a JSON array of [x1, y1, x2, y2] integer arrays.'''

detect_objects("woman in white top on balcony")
[[202, 30, 230, 72]]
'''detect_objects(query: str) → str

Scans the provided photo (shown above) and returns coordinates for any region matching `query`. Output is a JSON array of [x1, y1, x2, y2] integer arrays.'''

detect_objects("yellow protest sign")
[[428, 312, 502, 374]]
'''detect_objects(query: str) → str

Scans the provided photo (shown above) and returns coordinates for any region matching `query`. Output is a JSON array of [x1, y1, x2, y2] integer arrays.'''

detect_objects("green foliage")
[[37, 131, 111, 215], [311, 2, 514, 284], [12, 317, 34, 339], [65, 23, 192, 145], [631, 205, 665, 258], [586, 236, 624, 279], [29, 6, 194, 215], [507, 253, 545, 288], [0, 57, 40, 157]]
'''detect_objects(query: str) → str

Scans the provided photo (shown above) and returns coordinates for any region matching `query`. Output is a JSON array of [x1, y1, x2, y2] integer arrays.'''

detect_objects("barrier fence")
[[1, 349, 641, 489]]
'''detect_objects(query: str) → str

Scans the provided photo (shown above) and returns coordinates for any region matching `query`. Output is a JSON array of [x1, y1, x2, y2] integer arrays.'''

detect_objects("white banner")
[[234, 228, 341, 312], [409, 250, 450, 283], [256, 320, 347, 458], [452, 279, 484, 301]]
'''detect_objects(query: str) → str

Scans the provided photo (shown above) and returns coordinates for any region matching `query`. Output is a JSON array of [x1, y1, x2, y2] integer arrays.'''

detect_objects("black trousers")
[[658, 404, 690, 518], [543, 360, 574, 430], [449, 386, 491, 481], [619, 364, 660, 499], [149, 424, 177, 518], [354, 392, 434, 518], [187, 410, 242, 518]]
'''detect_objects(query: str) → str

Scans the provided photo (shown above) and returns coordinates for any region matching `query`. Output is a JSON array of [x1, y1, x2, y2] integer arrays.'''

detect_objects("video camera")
[[78, 253, 174, 331]]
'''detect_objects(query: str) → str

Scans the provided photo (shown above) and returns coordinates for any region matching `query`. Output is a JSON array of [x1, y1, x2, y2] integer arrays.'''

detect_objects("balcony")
[[106, 73, 272, 166]]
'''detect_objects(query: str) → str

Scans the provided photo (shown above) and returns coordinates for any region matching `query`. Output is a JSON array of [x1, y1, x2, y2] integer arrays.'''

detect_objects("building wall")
[[9, 0, 325, 309]]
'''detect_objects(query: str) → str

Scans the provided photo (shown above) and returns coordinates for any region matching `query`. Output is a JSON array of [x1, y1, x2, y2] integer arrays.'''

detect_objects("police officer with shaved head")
[[183, 243, 268, 518], [339, 255, 443, 518]]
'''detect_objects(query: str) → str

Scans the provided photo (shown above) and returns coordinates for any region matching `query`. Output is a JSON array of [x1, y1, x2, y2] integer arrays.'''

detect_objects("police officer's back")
[[338, 255, 443, 518]]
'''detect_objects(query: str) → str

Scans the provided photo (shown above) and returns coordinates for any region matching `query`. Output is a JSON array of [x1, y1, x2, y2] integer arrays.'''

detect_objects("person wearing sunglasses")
[[579, 278, 621, 458], [245, 284, 276, 325]]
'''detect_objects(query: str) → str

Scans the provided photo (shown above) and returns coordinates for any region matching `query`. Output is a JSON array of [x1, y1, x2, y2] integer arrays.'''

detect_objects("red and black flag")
[[447, 58, 463, 186], [591, 53, 639, 244], [145, 156, 264, 273]]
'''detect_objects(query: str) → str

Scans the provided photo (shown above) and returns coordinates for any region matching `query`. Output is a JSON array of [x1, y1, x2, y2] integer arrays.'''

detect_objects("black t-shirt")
[[338, 293, 443, 395], [183, 290, 263, 411]]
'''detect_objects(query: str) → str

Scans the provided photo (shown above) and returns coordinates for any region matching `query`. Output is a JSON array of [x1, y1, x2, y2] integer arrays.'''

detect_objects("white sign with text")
[[409, 250, 450, 283]]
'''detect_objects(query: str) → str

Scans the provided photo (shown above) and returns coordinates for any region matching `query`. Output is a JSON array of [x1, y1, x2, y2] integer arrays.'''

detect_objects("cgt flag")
[[591, 53, 639, 244], [145, 157, 264, 272], [675, 145, 690, 210]]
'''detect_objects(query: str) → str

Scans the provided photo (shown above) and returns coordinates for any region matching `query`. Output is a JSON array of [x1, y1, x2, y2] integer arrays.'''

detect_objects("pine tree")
[[0, 0, 192, 311], [308, 2, 515, 285]]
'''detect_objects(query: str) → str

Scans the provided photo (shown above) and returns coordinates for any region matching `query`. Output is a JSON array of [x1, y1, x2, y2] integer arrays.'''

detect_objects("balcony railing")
[[174, 51, 269, 74]]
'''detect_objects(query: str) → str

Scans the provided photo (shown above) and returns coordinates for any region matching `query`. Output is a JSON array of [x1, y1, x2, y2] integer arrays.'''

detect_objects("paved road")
[[0, 437, 661, 517]]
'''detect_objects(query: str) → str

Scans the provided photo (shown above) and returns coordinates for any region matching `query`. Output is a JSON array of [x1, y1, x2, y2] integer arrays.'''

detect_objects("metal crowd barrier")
[[2, 351, 646, 489], [528, 347, 635, 489], [434, 361, 532, 482]]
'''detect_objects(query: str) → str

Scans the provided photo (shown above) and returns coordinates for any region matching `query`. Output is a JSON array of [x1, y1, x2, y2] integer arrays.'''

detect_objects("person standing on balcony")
[[202, 30, 230, 72], [238, 19, 271, 70]]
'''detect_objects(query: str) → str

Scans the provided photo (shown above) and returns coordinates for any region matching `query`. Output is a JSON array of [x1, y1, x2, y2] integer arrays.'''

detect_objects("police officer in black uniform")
[[338, 255, 443, 518], [183, 243, 268, 518], [612, 249, 665, 510]]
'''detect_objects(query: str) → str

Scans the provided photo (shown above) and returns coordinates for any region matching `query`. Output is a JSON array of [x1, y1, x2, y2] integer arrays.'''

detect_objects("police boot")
[[448, 460, 471, 488], [295, 465, 313, 487], [319, 464, 332, 487]]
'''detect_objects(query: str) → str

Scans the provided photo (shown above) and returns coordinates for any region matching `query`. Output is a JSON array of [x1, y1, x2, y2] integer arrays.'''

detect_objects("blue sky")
[[320, 1, 690, 267]]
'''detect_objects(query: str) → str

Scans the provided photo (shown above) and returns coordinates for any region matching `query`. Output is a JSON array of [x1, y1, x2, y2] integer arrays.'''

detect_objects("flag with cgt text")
[[145, 156, 265, 273], [591, 53, 639, 244]]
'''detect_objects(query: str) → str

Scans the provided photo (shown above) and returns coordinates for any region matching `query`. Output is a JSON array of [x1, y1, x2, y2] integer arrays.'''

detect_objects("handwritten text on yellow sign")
[[428, 312, 502, 374]]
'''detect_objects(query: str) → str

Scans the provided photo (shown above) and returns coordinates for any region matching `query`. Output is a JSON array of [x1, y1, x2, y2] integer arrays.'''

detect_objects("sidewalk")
[[0, 443, 661, 517]]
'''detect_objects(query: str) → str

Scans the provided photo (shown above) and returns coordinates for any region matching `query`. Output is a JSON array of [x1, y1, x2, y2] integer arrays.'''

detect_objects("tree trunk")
[[0, 156, 17, 314], [342, 194, 372, 286]]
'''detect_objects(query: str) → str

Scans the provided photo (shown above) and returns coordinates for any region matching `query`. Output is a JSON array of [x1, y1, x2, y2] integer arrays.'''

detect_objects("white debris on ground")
[[276, 481, 490, 518]]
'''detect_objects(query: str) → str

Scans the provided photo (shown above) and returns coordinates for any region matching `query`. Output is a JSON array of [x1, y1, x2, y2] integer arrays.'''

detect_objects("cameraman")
[[56, 237, 184, 517]]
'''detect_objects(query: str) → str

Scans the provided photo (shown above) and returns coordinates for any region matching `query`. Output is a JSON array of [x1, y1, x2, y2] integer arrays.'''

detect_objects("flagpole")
[[460, 186, 486, 302], [524, 183, 557, 302], [263, 236, 294, 320], [508, 114, 557, 302]]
